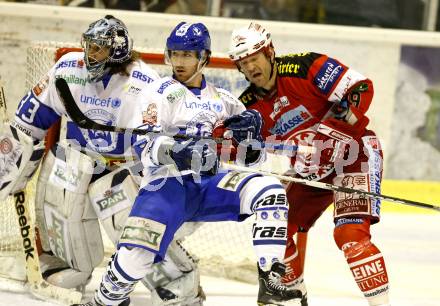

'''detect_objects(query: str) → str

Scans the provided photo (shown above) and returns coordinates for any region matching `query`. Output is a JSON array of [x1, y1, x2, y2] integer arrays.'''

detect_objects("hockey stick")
[[0, 79, 82, 304], [55, 77, 296, 152], [13, 191, 82, 305], [0, 77, 8, 124], [222, 163, 440, 212], [55, 78, 440, 212]]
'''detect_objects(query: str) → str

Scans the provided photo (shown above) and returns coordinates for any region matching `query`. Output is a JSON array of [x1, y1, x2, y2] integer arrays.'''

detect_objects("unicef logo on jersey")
[[80, 94, 122, 109], [184, 100, 223, 112], [81, 109, 118, 153]]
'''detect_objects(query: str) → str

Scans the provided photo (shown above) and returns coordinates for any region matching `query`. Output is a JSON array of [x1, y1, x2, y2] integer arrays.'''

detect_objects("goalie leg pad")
[[151, 269, 205, 306], [39, 252, 92, 291], [88, 167, 138, 244], [0, 124, 45, 199], [36, 141, 104, 273], [143, 240, 204, 305], [334, 219, 389, 306]]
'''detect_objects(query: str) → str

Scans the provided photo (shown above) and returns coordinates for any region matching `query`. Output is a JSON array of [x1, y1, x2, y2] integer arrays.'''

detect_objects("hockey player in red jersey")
[[225, 22, 390, 306]]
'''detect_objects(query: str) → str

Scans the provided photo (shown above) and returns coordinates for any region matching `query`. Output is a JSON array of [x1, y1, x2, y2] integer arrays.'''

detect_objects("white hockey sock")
[[96, 247, 155, 305], [240, 176, 289, 271]]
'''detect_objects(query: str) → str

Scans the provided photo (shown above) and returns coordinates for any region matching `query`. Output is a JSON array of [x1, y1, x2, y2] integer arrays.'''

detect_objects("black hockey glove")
[[223, 109, 264, 143]]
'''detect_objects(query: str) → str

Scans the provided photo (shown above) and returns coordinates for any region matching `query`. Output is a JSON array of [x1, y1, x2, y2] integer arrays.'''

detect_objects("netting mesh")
[[0, 42, 261, 286]]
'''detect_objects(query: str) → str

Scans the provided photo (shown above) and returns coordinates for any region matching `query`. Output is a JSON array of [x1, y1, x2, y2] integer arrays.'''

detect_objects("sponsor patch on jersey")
[[123, 83, 142, 96], [120, 216, 166, 251], [55, 59, 84, 70], [166, 88, 186, 103], [270, 96, 290, 119], [79, 94, 122, 108], [56, 74, 90, 86], [335, 217, 364, 227], [314, 58, 345, 94], [91, 186, 132, 220], [239, 90, 258, 106], [142, 103, 158, 125], [49, 158, 83, 192], [132, 70, 154, 83], [32, 75, 50, 96], [10, 121, 32, 137], [157, 79, 178, 94], [333, 173, 371, 217], [363, 136, 383, 217], [45, 207, 70, 263], [276, 53, 320, 78], [184, 99, 223, 112], [269, 105, 312, 136]]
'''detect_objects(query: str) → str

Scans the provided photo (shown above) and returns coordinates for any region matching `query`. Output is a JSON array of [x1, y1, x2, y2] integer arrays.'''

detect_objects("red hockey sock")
[[282, 236, 304, 288], [334, 221, 389, 306]]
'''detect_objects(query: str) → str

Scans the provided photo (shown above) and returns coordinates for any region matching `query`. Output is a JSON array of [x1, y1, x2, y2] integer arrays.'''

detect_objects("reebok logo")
[[14, 191, 35, 261]]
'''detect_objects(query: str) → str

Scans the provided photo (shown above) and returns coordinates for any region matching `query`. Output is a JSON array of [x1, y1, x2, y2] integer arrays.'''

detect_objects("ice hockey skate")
[[257, 262, 302, 305]]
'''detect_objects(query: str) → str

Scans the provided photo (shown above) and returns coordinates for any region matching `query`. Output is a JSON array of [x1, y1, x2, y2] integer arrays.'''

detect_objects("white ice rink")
[[1, 211, 439, 306]]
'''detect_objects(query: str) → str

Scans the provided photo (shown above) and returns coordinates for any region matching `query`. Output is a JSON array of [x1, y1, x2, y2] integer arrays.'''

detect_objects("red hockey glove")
[[212, 121, 237, 161]]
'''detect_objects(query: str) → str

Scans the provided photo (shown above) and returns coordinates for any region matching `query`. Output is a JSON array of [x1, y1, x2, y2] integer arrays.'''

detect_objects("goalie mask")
[[165, 22, 211, 84], [82, 15, 133, 82]]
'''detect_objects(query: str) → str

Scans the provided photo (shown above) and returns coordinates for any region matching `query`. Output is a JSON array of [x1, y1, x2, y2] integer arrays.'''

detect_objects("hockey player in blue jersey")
[[0, 16, 213, 305], [71, 22, 302, 306]]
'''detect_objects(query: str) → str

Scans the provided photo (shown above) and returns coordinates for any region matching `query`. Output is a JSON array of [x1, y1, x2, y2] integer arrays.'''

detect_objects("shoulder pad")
[[276, 52, 321, 78], [239, 87, 258, 107]]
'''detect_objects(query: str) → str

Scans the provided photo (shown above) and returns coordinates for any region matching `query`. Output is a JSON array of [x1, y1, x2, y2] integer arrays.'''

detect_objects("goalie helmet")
[[228, 22, 272, 62], [82, 15, 133, 81], [165, 22, 211, 64]]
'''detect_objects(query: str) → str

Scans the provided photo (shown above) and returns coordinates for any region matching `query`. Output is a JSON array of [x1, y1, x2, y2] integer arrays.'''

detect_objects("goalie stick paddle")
[[55, 77, 297, 152], [222, 163, 440, 212]]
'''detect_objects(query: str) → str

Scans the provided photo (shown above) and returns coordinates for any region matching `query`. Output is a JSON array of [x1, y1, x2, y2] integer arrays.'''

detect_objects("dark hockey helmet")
[[165, 22, 211, 64], [81, 15, 133, 81]]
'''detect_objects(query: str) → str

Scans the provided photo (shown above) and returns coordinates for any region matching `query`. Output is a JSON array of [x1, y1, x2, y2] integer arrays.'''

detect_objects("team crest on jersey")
[[32, 75, 50, 96], [186, 112, 216, 136], [142, 103, 157, 125], [287, 126, 334, 181], [81, 109, 117, 153]]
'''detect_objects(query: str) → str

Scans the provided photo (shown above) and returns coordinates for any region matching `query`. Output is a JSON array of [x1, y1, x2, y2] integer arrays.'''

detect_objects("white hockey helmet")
[[228, 22, 272, 62]]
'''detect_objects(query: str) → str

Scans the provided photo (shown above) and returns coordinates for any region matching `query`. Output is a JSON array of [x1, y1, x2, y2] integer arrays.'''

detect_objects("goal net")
[[0, 42, 288, 292]]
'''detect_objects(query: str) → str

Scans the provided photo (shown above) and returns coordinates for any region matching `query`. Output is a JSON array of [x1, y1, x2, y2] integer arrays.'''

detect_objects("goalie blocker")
[[0, 124, 45, 200]]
